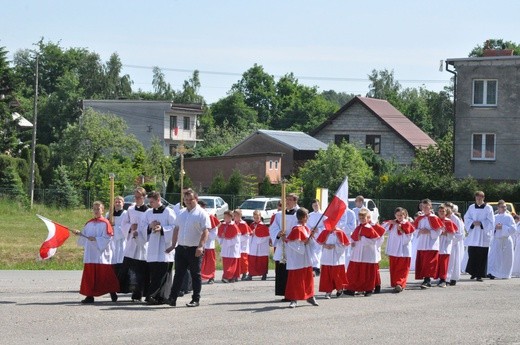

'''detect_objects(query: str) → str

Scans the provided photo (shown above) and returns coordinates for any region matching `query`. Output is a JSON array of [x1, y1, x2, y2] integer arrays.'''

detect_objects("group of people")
[[74, 188, 520, 309]]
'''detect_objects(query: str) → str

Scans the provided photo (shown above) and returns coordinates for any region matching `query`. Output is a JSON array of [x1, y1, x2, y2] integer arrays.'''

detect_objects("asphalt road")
[[1, 270, 519, 345]]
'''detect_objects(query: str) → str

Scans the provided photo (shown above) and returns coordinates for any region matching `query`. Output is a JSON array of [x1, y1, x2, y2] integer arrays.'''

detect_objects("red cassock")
[[316, 229, 350, 292], [218, 223, 241, 280], [201, 215, 221, 280], [414, 215, 444, 279], [386, 220, 415, 288], [248, 222, 270, 276], [345, 223, 384, 292], [236, 222, 252, 274], [435, 218, 458, 280], [79, 218, 120, 297], [284, 225, 314, 300]]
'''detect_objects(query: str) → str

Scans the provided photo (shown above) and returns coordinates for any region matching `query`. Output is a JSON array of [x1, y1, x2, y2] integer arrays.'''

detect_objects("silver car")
[[198, 196, 229, 220]]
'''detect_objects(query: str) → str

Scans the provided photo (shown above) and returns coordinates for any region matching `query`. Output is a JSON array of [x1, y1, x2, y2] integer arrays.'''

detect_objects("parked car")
[[239, 197, 281, 224], [198, 196, 229, 220], [487, 201, 516, 215], [347, 198, 380, 222], [123, 194, 173, 210]]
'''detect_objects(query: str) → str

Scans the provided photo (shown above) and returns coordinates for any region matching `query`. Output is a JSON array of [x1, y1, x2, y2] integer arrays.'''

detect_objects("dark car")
[[123, 194, 173, 210]]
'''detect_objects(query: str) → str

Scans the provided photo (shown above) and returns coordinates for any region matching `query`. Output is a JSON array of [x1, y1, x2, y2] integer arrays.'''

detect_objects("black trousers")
[[466, 246, 489, 278], [170, 246, 202, 302], [275, 261, 288, 296]]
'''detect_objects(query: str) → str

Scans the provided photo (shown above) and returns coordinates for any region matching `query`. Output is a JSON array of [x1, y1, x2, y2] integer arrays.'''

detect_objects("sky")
[[3, 0, 520, 104]]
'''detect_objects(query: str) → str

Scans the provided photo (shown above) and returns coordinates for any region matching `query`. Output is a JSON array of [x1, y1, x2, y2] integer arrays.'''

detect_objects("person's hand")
[[473, 221, 481, 227], [131, 230, 138, 239], [88, 236, 96, 241], [351, 242, 356, 248], [195, 246, 204, 257], [73, 229, 81, 236], [496, 223, 502, 230], [130, 224, 137, 231], [420, 229, 430, 235], [165, 245, 174, 254]]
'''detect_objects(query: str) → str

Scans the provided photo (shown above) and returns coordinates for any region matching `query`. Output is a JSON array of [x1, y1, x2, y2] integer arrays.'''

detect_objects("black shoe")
[[241, 273, 248, 281], [186, 300, 199, 307], [280, 298, 290, 302], [207, 278, 215, 285], [476, 277, 484, 282], [343, 290, 355, 296], [147, 297, 161, 305], [81, 296, 94, 304], [420, 279, 431, 289], [487, 274, 495, 280], [374, 285, 381, 294], [336, 290, 344, 297], [167, 298, 176, 307], [449, 280, 456, 286], [245, 275, 253, 281], [470, 275, 476, 280], [131, 292, 142, 301], [110, 292, 118, 302], [364, 291, 372, 297], [261, 274, 267, 281], [177, 290, 185, 297]]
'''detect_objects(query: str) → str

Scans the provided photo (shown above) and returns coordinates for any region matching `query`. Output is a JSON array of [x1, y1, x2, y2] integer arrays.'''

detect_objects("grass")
[[0, 198, 389, 270]]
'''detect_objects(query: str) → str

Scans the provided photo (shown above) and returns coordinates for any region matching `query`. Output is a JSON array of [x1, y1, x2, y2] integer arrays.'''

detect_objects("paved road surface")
[[1, 270, 519, 345]]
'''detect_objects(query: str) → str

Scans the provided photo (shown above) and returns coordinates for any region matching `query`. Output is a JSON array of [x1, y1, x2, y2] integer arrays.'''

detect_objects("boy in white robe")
[[308, 199, 326, 276], [446, 203, 465, 286]]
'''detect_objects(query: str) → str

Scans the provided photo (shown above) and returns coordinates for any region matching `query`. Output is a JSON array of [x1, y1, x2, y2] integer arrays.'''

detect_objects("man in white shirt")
[[167, 189, 211, 307]]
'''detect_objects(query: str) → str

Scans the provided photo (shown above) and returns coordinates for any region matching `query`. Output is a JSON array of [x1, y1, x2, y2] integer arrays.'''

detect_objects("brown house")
[[184, 129, 327, 191], [311, 96, 436, 165]]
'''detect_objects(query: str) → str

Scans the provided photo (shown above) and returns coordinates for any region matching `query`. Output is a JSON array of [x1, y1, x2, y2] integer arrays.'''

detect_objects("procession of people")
[[74, 188, 520, 308]]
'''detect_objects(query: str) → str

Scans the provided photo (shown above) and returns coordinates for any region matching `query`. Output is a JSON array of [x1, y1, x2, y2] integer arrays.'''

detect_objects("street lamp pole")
[[29, 54, 38, 208]]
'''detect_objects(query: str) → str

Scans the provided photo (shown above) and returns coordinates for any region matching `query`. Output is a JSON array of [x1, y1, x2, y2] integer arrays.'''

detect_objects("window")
[[183, 116, 190, 130], [472, 133, 496, 160], [269, 160, 273, 170], [473, 80, 497, 106], [274, 160, 279, 170], [170, 116, 177, 138], [366, 135, 381, 154], [334, 134, 349, 145]]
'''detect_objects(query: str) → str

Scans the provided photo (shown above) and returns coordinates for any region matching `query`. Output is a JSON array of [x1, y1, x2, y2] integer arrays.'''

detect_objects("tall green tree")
[[298, 142, 374, 202], [367, 68, 402, 106], [173, 70, 204, 104], [53, 108, 142, 184], [210, 92, 258, 130], [231, 64, 276, 124], [0, 45, 21, 155], [152, 66, 174, 100]]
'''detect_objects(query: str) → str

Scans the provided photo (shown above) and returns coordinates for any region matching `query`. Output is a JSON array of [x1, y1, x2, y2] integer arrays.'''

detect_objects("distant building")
[[184, 129, 327, 191], [81, 100, 203, 155], [446, 50, 520, 180], [311, 96, 436, 165]]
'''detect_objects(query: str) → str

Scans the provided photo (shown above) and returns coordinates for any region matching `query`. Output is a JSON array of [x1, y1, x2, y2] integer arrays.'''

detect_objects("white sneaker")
[[289, 300, 297, 308]]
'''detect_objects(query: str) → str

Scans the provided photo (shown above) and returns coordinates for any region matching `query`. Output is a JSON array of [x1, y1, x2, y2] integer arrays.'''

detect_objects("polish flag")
[[323, 176, 348, 229], [37, 214, 71, 260]]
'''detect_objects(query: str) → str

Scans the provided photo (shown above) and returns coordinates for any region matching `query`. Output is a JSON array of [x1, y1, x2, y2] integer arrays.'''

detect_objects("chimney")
[[483, 49, 514, 57]]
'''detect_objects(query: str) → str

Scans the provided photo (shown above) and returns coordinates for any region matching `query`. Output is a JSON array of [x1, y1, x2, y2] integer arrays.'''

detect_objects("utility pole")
[[29, 54, 38, 208]]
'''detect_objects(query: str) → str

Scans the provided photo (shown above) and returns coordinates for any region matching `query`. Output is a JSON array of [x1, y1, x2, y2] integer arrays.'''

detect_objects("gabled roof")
[[311, 96, 436, 149], [227, 129, 328, 155]]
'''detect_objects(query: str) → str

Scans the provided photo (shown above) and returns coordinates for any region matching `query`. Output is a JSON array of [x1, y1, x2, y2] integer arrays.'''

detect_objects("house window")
[[169, 144, 178, 156], [274, 160, 279, 170], [269, 160, 273, 170], [183, 116, 190, 130], [472, 133, 495, 160], [334, 134, 349, 145], [366, 135, 381, 154], [473, 80, 497, 106], [170, 116, 178, 138]]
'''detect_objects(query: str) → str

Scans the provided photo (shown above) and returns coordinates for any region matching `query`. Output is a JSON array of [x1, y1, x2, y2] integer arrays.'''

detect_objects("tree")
[[209, 92, 258, 130], [231, 64, 276, 124], [297, 142, 373, 202], [144, 136, 172, 193], [104, 53, 132, 99], [192, 121, 251, 157], [53, 108, 142, 184], [0, 155, 27, 204], [321, 90, 355, 108], [413, 130, 453, 176], [469, 39, 520, 57], [367, 69, 402, 106], [173, 70, 204, 104], [152, 66, 174, 100], [0, 45, 21, 155], [48, 165, 79, 208]]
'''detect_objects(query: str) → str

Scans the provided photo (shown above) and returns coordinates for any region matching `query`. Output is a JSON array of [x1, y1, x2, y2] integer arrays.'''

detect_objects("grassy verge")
[[0, 198, 389, 270]]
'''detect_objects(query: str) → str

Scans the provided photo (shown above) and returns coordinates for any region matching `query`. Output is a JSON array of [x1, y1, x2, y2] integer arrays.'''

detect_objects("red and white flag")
[[323, 176, 348, 229], [37, 214, 71, 260]]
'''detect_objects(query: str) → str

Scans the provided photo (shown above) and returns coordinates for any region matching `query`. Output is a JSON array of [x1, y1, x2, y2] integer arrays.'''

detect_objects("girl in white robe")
[[487, 202, 515, 279]]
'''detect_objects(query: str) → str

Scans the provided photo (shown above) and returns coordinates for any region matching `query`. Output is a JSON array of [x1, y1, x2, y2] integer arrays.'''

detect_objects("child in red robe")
[[285, 207, 319, 308], [218, 211, 241, 283], [435, 204, 457, 287], [247, 210, 271, 280], [316, 227, 350, 298], [234, 209, 252, 280]]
